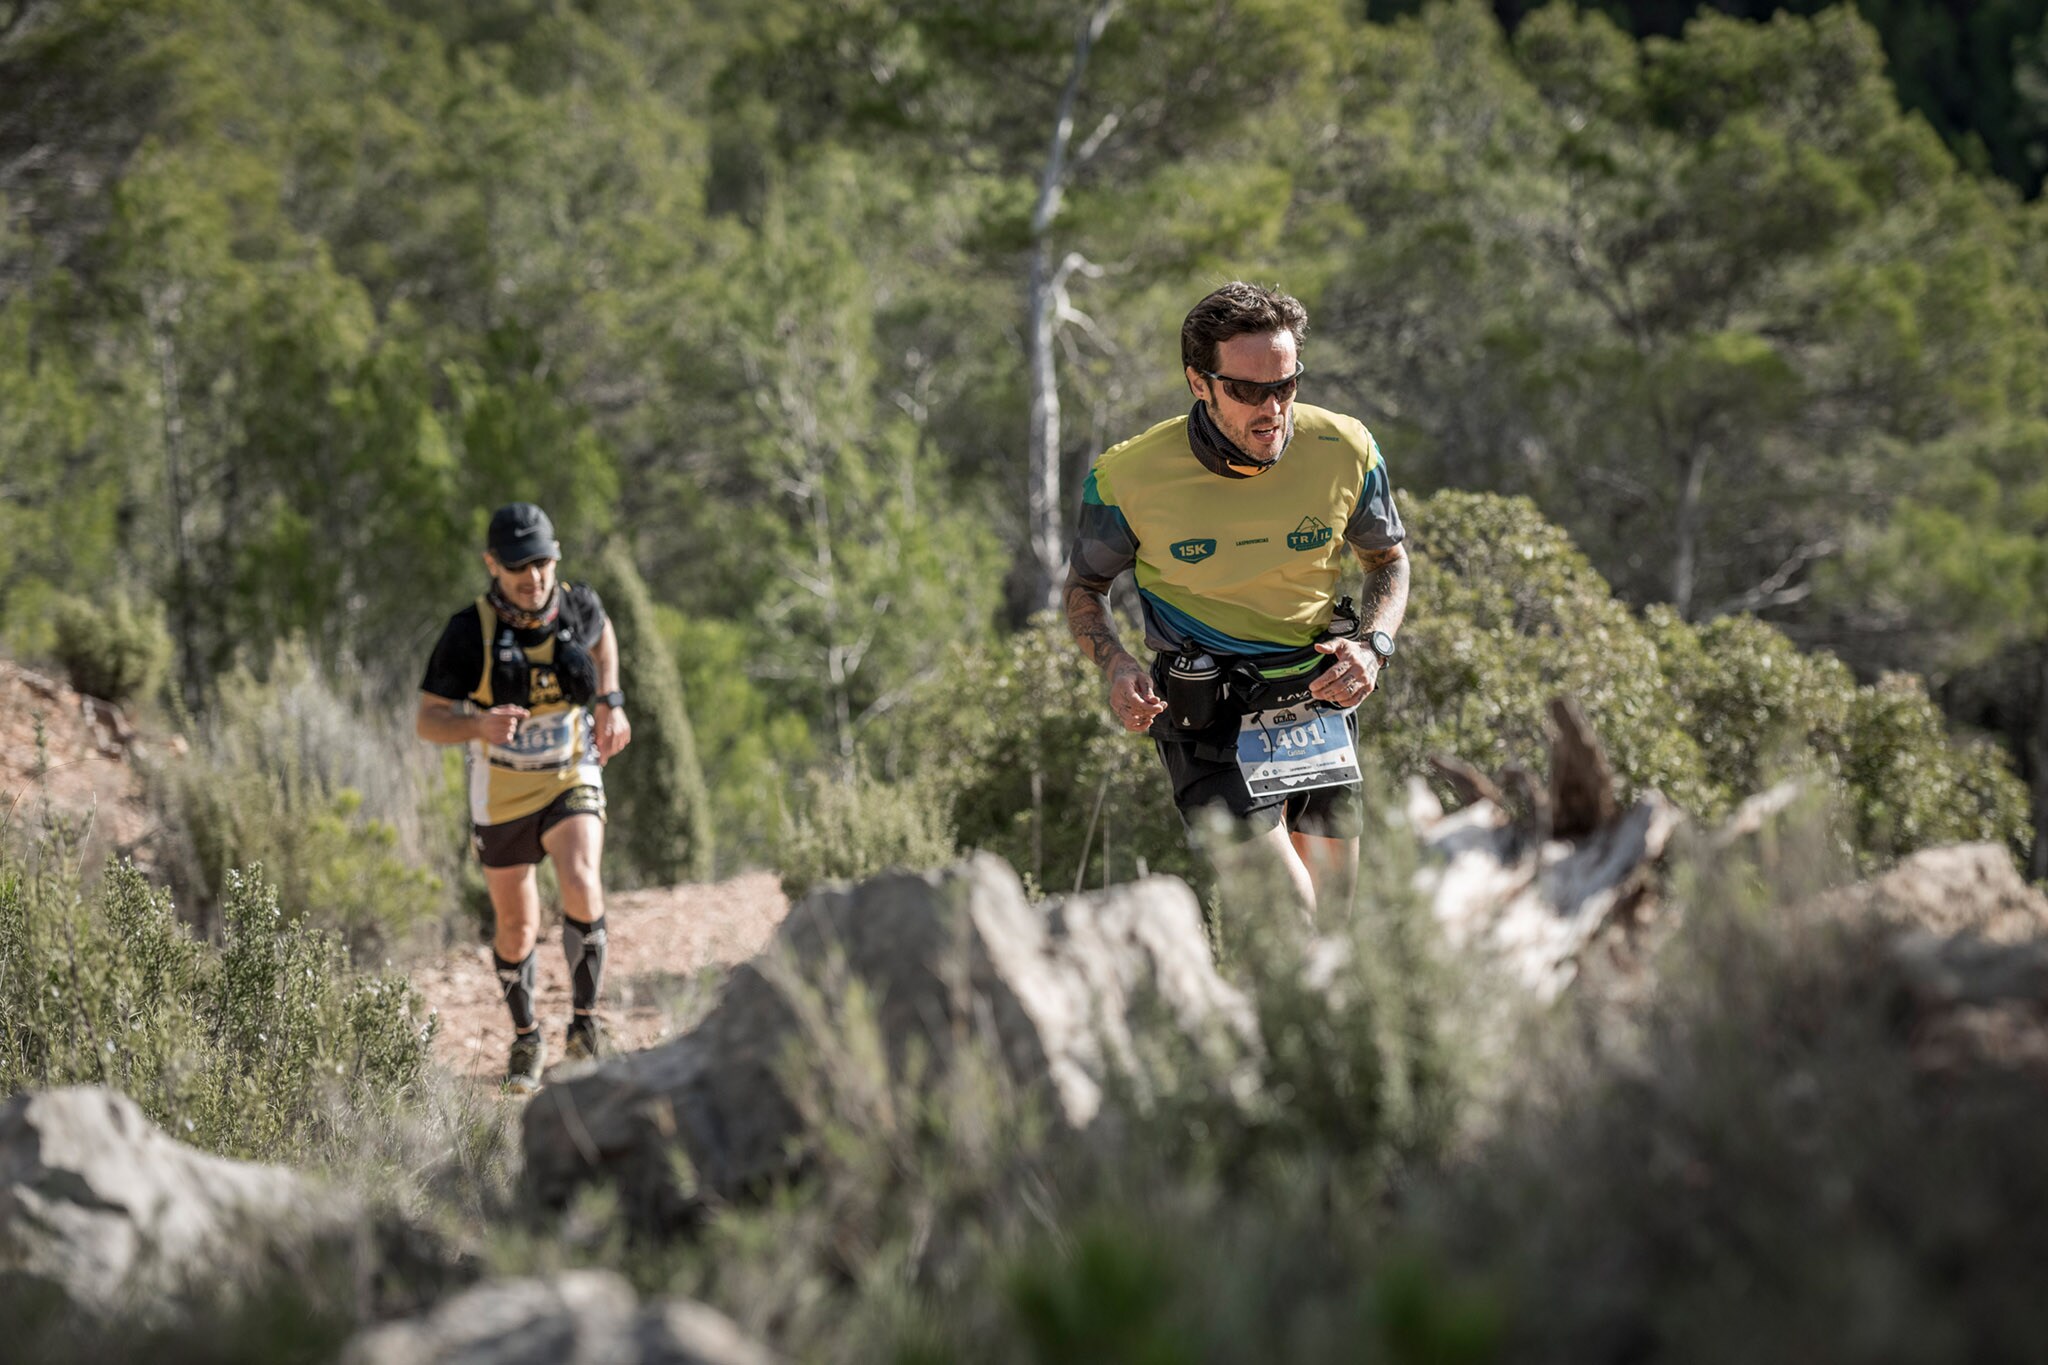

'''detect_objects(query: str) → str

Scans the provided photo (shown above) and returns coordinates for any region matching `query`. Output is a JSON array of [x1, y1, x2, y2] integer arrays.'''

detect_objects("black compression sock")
[[563, 914, 607, 1014], [493, 950, 537, 1032]]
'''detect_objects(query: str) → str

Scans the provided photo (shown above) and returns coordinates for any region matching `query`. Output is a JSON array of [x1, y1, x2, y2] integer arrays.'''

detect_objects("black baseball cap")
[[487, 503, 561, 567]]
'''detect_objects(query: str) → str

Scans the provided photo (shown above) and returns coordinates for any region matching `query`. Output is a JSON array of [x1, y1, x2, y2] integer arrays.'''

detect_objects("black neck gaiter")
[[1186, 401, 1290, 478], [487, 583, 560, 633]]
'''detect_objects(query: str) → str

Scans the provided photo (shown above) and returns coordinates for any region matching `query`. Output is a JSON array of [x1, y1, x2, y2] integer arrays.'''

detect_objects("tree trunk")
[[1672, 443, 1707, 619], [147, 287, 204, 712], [1025, 239, 1063, 615], [1020, 0, 1119, 617]]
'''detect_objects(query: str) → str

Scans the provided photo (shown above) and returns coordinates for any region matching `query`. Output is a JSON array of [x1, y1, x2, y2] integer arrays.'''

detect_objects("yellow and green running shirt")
[[1071, 402, 1405, 655], [419, 584, 608, 827]]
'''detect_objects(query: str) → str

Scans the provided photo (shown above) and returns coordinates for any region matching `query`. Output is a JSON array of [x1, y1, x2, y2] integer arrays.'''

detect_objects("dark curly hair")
[[1180, 282, 1308, 374]]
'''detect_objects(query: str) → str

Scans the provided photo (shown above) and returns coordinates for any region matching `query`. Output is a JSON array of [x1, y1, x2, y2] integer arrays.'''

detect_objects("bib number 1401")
[[1235, 707, 1360, 798]]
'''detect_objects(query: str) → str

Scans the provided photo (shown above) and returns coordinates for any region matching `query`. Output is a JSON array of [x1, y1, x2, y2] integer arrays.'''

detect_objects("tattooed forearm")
[[1354, 544, 1411, 635], [1064, 567, 1133, 675]]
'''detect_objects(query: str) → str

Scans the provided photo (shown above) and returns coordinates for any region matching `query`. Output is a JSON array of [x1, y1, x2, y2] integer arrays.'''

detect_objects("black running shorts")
[[1150, 710, 1363, 840], [471, 785, 607, 868]]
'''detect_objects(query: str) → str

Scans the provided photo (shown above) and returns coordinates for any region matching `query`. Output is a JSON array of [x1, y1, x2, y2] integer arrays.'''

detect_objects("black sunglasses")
[[1198, 361, 1303, 406]]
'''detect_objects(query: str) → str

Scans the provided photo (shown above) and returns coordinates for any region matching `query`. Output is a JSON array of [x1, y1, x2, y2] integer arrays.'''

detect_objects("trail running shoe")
[[505, 1029, 546, 1095], [564, 1015, 608, 1064]]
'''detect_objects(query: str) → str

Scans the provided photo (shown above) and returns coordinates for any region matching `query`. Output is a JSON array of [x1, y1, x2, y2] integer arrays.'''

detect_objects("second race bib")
[[488, 708, 583, 772]]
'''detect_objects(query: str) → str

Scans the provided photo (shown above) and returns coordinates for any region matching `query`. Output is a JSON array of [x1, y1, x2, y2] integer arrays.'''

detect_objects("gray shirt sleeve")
[[1070, 471, 1138, 585], [1343, 460, 1406, 554]]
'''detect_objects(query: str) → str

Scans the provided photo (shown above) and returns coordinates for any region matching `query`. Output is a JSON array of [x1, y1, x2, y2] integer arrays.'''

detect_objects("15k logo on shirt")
[[1171, 538, 1217, 563], [1288, 517, 1333, 551]]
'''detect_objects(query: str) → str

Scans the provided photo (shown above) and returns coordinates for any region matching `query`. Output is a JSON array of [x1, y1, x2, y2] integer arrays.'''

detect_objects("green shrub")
[[1379, 492, 2029, 867], [667, 610, 820, 873], [0, 838, 434, 1163], [1375, 492, 1716, 815], [145, 640, 462, 959], [1645, 607, 1856, 817], [891, 615, 1196, 894], [1845, 672, 2032, 863], [585, 542, 715, 886], [875, 493, 2027, 924], [776, 765, 958, 900], [50, 591, 172, 705]]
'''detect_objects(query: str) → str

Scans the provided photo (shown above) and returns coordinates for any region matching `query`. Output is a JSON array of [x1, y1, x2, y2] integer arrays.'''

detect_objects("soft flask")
[[1163, 649, 1224, 731]]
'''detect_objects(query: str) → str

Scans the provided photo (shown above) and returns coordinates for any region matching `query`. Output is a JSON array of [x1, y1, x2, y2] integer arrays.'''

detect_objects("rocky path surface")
[[410, 872, 791, 1084]]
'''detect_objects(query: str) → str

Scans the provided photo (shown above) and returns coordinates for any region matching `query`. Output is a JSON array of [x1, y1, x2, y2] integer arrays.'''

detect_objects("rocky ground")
[[0, 660, 159, 862], [412, 872, 789, 1085]]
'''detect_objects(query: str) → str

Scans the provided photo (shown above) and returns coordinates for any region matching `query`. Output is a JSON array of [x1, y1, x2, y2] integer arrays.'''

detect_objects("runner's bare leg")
[[1244, 821, 1317, 920], [542, 813, 605, 927], [1290, 833, 1358, 923], [484, 864, 542, 961]]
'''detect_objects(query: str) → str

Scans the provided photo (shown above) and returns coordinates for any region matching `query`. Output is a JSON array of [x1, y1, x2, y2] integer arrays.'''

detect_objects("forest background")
[[4, 0, 2047, 916]]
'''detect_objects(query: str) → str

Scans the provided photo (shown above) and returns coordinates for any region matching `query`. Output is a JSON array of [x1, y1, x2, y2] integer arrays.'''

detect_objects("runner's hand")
[[1109, 656, 1167, 734], [1310, 638, 1380, 708], [595, 702, 631, 763], [475, 704, 529, 745]]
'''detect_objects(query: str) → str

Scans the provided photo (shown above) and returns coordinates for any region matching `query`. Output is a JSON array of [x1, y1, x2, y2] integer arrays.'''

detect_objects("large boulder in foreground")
[[342, 1270, 777, 1365], [1805, 842, 2048, 1080], [0, 1087, 333, 1317], [523, 854, 1256, 1225]]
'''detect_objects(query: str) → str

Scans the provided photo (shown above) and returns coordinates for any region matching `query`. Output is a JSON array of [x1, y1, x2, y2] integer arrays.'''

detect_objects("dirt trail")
[[409, 872, 791, 1083]]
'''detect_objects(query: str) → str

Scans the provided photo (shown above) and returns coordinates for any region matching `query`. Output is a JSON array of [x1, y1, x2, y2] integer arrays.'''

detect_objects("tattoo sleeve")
[[1354, 544, 1411, 636], [1064, 564, 1133, 676]]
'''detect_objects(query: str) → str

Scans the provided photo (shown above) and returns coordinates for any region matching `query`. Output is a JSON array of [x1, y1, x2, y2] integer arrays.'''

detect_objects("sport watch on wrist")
[[597, 690, 626, 708], [1366, 631, 1397, 663]]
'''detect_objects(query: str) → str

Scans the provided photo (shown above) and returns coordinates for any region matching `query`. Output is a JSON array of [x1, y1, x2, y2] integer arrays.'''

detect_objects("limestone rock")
[[522, 854, 1255, 1225], [341, 1270, 778, 1365], [0, 1087, 336, 1316], [1806, 842, 2048, 944], [1810, 844, 2048, 1080]]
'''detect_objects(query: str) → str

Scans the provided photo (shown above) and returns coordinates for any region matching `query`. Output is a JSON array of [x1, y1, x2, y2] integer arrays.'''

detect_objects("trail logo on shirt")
[[1170, 538, 1217, 563], [1288, 517, 1334, 551]]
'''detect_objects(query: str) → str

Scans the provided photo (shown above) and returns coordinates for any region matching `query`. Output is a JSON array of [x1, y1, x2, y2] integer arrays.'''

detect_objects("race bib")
[[1236, 705, 1360, 798], [487, 708, 583, 772]]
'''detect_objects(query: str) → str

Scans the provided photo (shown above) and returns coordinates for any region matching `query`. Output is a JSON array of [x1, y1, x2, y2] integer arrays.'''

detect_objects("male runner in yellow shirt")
[[1064, 283, 1409, 917]]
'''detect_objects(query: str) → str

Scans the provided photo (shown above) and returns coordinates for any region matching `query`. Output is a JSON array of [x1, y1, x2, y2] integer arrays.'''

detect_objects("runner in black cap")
[[415, 503, 632, 1092]]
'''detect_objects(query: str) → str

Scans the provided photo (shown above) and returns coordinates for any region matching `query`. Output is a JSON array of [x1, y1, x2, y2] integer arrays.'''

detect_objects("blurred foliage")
[[775, 765, 959, 901], [50, 591, 172, 705], [585, 541, 714, 886], [890, 613, 1196, 894], [1458, 0, 2048, 200]]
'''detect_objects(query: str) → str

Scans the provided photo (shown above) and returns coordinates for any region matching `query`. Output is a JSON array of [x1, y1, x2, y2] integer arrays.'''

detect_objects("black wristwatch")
[[1366, 630, 1396, 663], [597, 690, 626, 708]]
